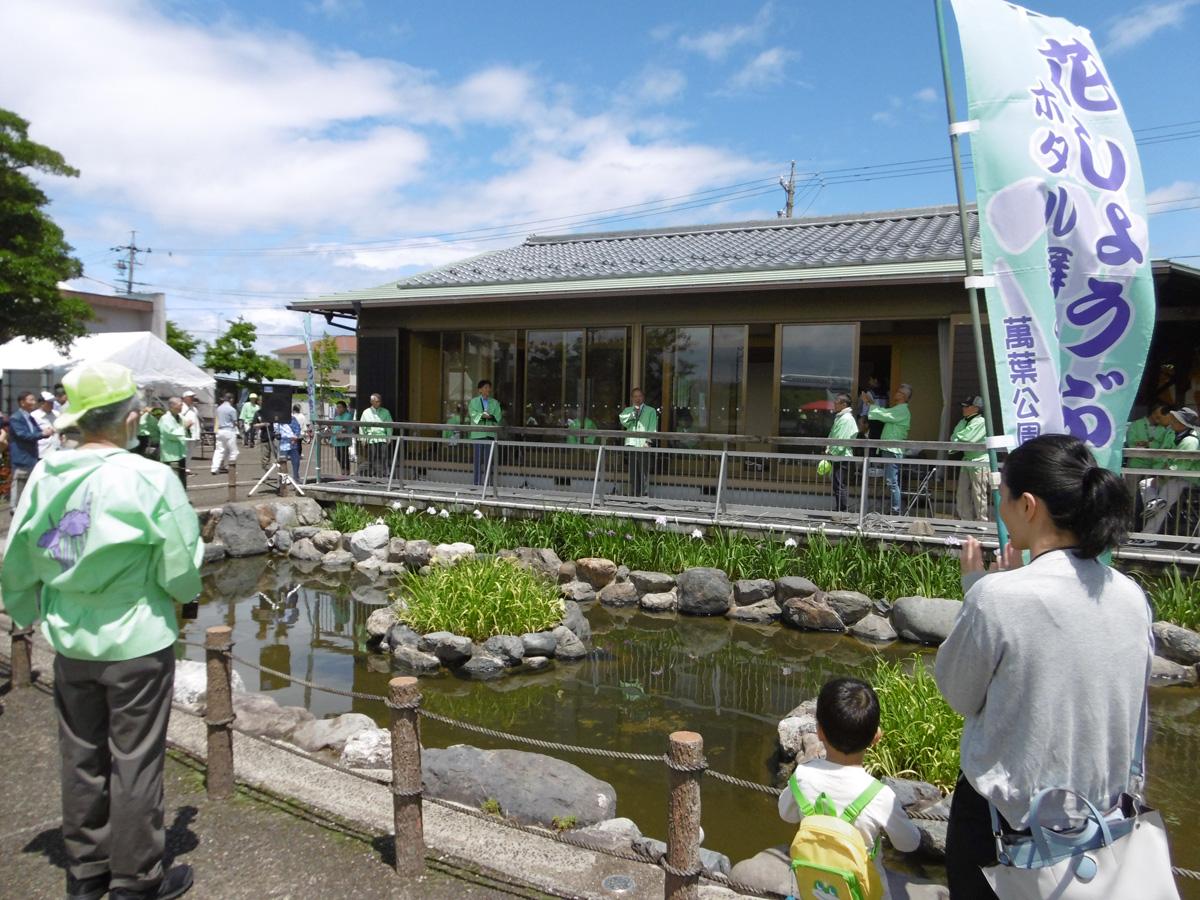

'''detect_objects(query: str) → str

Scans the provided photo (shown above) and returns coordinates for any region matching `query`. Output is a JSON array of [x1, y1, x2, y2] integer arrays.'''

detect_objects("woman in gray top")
[[935, 434, 1152, 898]]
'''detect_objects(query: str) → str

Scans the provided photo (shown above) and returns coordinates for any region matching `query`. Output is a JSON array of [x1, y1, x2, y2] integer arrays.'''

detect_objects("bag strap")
[[787, 775, 837, 817], [840, 779, 884, 824], [1129, 649, 1152, 796]]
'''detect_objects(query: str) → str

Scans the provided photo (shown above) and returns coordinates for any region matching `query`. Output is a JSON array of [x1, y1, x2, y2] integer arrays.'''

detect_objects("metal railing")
[[307, 419, 1200, 561]]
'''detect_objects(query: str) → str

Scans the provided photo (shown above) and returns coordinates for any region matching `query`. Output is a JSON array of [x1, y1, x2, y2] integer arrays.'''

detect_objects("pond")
[[179, 556, 1200, 878]]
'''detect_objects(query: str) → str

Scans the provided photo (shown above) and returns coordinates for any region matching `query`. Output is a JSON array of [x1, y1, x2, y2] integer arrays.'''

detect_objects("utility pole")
[[112, 230, 151, 294], [777, 160, 796, 218]]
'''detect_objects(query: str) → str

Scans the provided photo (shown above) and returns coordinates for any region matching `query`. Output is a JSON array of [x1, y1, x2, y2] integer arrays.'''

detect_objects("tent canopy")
[[0, 331, 215, 407]]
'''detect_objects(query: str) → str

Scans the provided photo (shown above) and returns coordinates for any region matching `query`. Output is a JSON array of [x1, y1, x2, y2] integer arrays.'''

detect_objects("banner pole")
[[935, 0, 1009, 551]]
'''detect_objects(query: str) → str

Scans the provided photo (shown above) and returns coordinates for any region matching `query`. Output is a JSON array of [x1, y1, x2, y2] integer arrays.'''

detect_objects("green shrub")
[[1137, 566, 1200, 630], [863, 655, 963, 792], [327, 502, 372, 534], [551, 815, 577, 831], [396, 557, 564, 641], [481, 798, 502, 816]]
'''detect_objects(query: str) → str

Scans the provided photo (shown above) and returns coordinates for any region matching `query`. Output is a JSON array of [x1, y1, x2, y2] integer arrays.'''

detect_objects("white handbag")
[[981, 687, 1180, 900]]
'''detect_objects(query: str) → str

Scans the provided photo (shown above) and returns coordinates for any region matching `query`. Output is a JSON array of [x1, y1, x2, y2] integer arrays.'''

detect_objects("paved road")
[[0, 674, 555, 899]]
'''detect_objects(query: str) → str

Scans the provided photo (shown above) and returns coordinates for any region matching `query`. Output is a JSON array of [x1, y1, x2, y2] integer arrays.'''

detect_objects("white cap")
[[182, 390, 196, 398], [40, 391, 55, 402]]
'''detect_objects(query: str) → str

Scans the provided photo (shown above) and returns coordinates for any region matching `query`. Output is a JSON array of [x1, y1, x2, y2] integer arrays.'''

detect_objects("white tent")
[[0, 331, 215, 409]]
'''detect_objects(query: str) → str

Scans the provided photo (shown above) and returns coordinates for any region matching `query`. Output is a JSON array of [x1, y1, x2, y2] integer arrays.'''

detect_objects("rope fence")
[[10, 627, 1198, 895]]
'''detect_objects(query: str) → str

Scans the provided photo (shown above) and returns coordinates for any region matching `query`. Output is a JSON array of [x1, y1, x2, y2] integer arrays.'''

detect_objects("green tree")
[[0, 107, 91, 350], [165, 320, 203, 360], [311, 335, 346, 404], [202, 317, 290, 387]]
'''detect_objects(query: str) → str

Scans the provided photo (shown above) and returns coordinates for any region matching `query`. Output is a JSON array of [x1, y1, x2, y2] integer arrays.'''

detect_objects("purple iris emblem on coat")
[[37, 490, 92, 571]]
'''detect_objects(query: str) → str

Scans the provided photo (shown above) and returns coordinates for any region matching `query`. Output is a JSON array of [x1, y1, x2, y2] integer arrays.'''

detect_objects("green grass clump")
[[864, 655, 963, 792], [481, 798, 502, 816], [1137, 566, 1200, 630], [327, 502, 373, 534], [397, 557, 564, 641], [796, 532, 962, 601]]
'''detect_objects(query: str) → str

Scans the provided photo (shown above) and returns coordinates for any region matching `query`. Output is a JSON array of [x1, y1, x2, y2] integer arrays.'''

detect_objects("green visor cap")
[[55, 361, 139, 431]]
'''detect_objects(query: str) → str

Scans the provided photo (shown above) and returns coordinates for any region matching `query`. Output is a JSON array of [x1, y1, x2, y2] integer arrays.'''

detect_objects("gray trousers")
[[54, 645, 175, 892]]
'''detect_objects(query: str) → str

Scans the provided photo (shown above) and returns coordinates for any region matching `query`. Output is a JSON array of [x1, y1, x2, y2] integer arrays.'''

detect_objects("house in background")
[[65, 289, 166, 341], [291, 205, 1200, 441], [273, 335, 357, 398]]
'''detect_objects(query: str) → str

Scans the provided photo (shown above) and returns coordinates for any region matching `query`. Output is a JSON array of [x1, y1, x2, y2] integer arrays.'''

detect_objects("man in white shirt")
[[32, 391, 61, 458], [210, 392, 240, 475], [180, 390, 201, 474]]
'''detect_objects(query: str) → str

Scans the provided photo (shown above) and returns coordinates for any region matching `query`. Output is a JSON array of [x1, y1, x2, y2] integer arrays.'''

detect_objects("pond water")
[[180, 557, 1200, 879]]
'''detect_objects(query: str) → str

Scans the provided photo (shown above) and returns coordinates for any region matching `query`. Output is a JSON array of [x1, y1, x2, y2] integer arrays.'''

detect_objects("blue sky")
[[1, 0, 1197, 350]]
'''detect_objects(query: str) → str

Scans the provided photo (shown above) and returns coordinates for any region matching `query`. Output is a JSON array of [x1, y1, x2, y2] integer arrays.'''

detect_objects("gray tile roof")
[[397, 204, 980, 289]]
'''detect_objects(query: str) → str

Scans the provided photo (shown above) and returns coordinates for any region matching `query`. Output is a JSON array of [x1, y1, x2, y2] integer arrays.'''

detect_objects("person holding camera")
[[1, 361, 203, 900]]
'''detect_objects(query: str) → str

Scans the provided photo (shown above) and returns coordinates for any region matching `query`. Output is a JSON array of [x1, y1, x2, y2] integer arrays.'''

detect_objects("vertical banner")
[[301, 313, 318, 423], [949, 0, 1155, 471]]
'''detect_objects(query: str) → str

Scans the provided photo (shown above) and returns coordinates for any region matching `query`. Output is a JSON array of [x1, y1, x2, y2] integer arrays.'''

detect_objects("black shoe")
[[109, 866, 193, 900], [66, 872, 110, 900]]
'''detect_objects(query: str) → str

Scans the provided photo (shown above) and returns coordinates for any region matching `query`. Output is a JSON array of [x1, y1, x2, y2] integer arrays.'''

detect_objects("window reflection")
[[778, 324, 856, 438], [643, 325, 746, 434]]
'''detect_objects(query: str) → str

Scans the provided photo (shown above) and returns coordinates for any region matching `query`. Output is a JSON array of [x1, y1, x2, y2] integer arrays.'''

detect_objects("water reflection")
[[182, 560, 1200, 873]]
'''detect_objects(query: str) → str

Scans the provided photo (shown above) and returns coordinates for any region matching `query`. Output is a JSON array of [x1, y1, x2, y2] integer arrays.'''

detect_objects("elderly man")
[[825, 392, 858, 512], [951, 395, 989, 522], [1142, 407, 1200, 534], [239, 392, 260, 446], [619, 387, 658, 497], [2, 361, 201, 900], [157, 397, 189, 487], [359, 393, 392, 478], [33, 390, 62, 458], [210, 392, 240, 475], [863, 383, 912, 516]]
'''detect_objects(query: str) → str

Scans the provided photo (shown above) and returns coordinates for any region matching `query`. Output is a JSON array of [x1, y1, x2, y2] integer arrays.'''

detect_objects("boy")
[[778, 677, 920, 900]]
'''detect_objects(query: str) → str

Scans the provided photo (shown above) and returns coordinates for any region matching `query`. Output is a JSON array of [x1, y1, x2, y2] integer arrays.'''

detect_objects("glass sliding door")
[[642, 325, 746, 434], [524, 329, 584, 427], [777, 323, 857, 438], [583, 327, 626, 429]]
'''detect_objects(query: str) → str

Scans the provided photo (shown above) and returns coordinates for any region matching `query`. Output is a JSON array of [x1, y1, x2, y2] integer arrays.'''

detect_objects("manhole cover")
[[601, 874, 637, 894]]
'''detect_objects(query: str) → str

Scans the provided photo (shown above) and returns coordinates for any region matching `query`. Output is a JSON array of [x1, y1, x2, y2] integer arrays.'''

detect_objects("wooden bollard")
[[665, 731, 704, 900], [389, 676, 425, 876], [226, 461, 237, 502], [205, 625, 235, 800], [10, 626, 34, 688]]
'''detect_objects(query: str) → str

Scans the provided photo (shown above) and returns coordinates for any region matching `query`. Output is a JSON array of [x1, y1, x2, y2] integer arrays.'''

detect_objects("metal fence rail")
[[305, 419, 1200, 563]]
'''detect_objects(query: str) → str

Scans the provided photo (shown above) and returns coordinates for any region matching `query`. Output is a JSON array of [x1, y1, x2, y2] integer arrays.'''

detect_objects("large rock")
[[292, 712, 376, 754], [232, 692, 313, 740], [173, 659, 245, 714], [1151, 655, 1199, 687], [288, 537, 322, 563], [312, 529, 342, 553], [200, 507, 223, 543], [780, 592, 847, 632], [640, 591, 678, 613], [387, 537, 407, 562], [253, 503, 276, 530], [552, 625, 588, 660], [215, 505, 270, 557], [511, 547, 564, 581], [321, 548, 355, 569], [575, 557, 618, 590], [386, 623, 421, 650], [729, 848, 794, 898], [402, 540, 433, 569], [559, 581, 596, 604], [460, 653, 507, 679], [734, 578, 775, 605], [557, 561, 576, 584], [271, 529, 293, 554], [676, 567, 733, 616], [431, 542, 475, 567], [598, 581, 640, 608], [349, 523, 391, 561], [892, 596, 962, 645], [366, 608, 399, 645], [561, 601, 592, 642], [777, 700, 818, 759], [521, 631, 558, 657], [291, 496, 324, 526], [727, 597, 781, 623], [850, 612, 899, 643], [291, 526, 319, 541], [273, 503, 298, 529], [825, 590, 873, 626], [202, 543, 227, 565], [355, 556, 384, 578], [775, 575, 820, 601], [422, 745, 617, 827], [573, 817, 643, 852], [481, 635, 525, 666], [391, 645, 442, 674], [629, 571, 675, 596], [340, 727, 392, 769], [1153, 621, 1200, 666], [523, 656, 552, 672]]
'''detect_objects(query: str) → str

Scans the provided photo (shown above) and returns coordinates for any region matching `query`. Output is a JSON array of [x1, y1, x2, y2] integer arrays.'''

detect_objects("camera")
[[181, 599, 199, 620]]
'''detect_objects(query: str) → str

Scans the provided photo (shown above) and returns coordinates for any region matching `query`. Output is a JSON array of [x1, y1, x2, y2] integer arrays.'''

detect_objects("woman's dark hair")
[[335, 400, 347, 410], [1002, 434, 1131, 558]]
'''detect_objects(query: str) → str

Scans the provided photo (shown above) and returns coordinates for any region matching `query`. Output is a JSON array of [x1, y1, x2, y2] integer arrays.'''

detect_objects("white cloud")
[[678, 4, 773, 60], [1106, 0, 1199, 52], [629, 68, 687, 105], [1147, 180, 1200, 210], [913, 87, 939, 103], [726, 47, 791, 92]]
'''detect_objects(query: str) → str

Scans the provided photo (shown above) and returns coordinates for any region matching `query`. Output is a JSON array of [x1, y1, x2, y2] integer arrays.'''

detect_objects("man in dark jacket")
[[8, 390, 52, 513]]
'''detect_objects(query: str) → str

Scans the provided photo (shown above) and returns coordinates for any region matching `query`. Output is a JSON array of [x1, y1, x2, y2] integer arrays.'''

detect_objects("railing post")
[[205, 625, 235, 800], [10, 625, 34, 688], [386, 429, 403, 492], [388, 676, 425, 877], [665, 730, 704, 900], [713, 446, 729, 523], [481, 440, 497, 499], [857, 454, 871, 526], [589, 444, 606, 509], [226, 460, 237, 502]]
